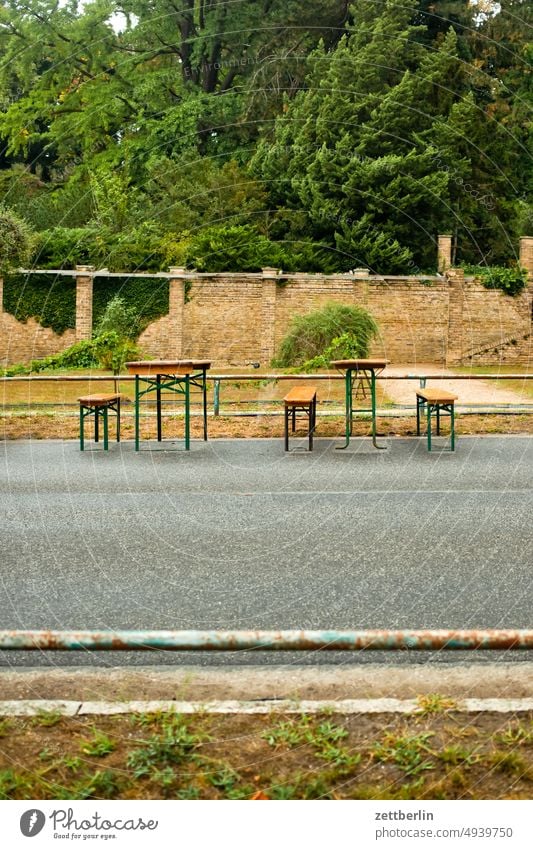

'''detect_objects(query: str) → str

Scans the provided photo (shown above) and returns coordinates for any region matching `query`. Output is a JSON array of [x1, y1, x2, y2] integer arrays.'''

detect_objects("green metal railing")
[[1, 629, 533, 651]]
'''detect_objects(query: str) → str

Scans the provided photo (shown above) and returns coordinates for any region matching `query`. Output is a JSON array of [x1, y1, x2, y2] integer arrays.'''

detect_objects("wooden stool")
[[78, 394, 121, 451], [416, 388, 458, 451], [283, 386, 317, 451]]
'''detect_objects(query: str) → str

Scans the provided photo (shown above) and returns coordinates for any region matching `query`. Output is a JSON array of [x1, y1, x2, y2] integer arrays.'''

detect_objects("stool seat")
[[416, 387, 457, 451], [283, 386, 317, 451], [78, 394, 121, 451], [78, 393, 121, 406]]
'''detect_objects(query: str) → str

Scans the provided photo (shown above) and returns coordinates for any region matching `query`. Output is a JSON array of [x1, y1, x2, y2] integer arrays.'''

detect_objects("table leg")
[[451, 403, 455, 451], [94, 407, 99, 443], [185, 375, 190, 450], [427, 403, 432, 451], [135, 375, 140, 451], [79, 406, 84, 451], [202, 371, 208, 440], [336, 369, 352, 450], [116, 398, 121, 443], [371, 369, 387, 449], [156, 374, 162, 442], [103, 406, 109, 451]]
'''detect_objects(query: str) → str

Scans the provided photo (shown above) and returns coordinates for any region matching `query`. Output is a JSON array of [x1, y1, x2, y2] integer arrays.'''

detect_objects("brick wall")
[[1, 268, 532, 368]]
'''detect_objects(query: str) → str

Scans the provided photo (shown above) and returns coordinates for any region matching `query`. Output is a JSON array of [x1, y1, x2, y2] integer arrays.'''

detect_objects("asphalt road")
[[1, 436, 532, 667]]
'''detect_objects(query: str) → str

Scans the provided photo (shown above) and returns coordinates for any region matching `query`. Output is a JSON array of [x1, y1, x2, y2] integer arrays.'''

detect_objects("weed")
[[63, 755, 83, 772], [372, 733, 436, 777], [494, 724, 533, 747], [487, 750, 530, 776], [80, 729, 115, 757], [32, 709, 63, 728], [439, 746, 480, 767], [38, 747, 55, 762], [74, 769, 121, 799], [205, 765, 254, 799], [0, 768, 33, 799], [0, 719, 12, 738], [270, 782, 298, 800], [176, 786, 200, 799], [127, 715, 204, 779], [416, 694, 457, 715]]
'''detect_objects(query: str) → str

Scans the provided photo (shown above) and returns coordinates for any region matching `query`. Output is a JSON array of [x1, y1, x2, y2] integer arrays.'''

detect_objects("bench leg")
[[292, 407, 296, 432], [94, 408, 99, 443], [116, 397, 121, 443], [436, 405, 441, 435], [416, 396, 421, 436], [284, 405, 289, 451], [427, 403, 432, 451]]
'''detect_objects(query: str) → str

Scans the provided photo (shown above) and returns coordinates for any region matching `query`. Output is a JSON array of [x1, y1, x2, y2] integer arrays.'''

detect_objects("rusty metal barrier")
[[1, 629, 533, 651]]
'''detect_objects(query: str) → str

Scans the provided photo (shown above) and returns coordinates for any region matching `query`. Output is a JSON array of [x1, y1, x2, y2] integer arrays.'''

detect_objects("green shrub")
[[93, 331, 140, 375], [464, 265, 527, 296], [185, 224, 283, 272], [95, 295, 140, 340], [0, 208, 33, 272], [2, 340, 98, 376], [273, 302, 378, 367], [34, 227, 97, 269]]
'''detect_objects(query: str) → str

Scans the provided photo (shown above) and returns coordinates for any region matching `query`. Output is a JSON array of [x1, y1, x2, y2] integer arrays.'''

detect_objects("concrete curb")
[[2, 698, 533, 716]]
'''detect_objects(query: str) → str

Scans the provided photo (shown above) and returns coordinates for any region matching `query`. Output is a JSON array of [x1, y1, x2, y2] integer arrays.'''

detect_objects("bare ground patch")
[[2, 708, 533, 800]]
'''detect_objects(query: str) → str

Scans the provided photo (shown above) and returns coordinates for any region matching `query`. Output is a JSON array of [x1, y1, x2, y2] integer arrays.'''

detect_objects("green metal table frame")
[[416, 394, 456, 451], [330, 360, 389, 450], [133, 371, 191, 451]]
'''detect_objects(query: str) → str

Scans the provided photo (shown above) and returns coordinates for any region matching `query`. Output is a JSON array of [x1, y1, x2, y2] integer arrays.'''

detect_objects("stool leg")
[[94, 407, 99, 443], [427, 403, 432, 451], [284, 405, 289, 451], [103, 406, 109, 450], [80, 405, 85, 451], [116, 397, 121, 443]]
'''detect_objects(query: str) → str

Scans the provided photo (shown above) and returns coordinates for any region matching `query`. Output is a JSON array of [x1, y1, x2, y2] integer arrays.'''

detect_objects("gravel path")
[[383, 365, 530, 407]]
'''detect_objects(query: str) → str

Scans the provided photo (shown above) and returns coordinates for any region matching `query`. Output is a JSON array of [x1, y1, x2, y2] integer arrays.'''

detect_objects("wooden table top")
[[126, 360, 211, 376], [330, 359, 389, 371]]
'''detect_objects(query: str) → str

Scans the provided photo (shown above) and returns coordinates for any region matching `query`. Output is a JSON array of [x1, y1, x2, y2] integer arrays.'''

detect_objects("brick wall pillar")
[[520, 237, 533, 289], [261, 267, 279, 365], [438, 235, 453, 273], [168, 267, 186, 357], [75, 265, 94, 341], [445, 267, 465, 365]]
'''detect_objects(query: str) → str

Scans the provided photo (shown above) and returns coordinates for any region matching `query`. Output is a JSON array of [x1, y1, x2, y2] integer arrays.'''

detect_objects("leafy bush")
[[34, 227, 97, 269], [93, 331, 140, 375], [95, 295, 140, 340], [464, 265, 527, 296], [2, 340, 98, 376], [273, 302, 378, 367], [0, 208, 33, 272], [185, 224, 283, 272]]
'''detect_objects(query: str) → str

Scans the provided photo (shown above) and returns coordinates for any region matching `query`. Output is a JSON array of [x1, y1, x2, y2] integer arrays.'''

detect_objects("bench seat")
[[416, 387, 457, 451], [283, 386, 317, 451], [78, 394, 121, 451]]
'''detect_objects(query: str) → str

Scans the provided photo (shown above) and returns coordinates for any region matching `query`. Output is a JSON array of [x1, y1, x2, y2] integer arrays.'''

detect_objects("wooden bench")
[[416, 388, 458, 451], [283, 386, 317, 451], [78, 394, 121, 451]]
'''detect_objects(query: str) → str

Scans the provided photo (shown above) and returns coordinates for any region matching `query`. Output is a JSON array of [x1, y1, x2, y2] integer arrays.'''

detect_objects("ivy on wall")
[[2, 274, 170, 336], [3, 273, 76, 334], [92, 277, 169, 333]]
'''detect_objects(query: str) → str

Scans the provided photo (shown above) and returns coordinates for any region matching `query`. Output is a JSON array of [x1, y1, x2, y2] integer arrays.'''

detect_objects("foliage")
[[3, 272, 76, 334], [274, 303, 378, 367], [185, 225, 282, 272], [1, 340, 98, 376], [301, 332, 377, 372], [0, 208, 33, 272], [34, 228, 97, 269], [92, 276, 169, 331], [95, 295, 140, 340], [464, 265, 528, 296]]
